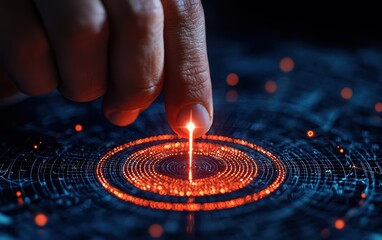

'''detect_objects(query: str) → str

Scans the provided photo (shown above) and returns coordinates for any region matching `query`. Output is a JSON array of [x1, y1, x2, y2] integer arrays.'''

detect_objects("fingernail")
[[107, 109, 140, 126], [176, 103, 211, 138]]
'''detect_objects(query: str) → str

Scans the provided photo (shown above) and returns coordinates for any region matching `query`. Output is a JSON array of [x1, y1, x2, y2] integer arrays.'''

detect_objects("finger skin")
[[161, 0, 213, 138], [34, 0, 108, 102], [0, 0, 58, 96], [102, 0, 165, 126]]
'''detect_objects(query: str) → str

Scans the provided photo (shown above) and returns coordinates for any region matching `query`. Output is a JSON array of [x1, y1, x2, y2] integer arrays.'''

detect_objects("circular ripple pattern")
[[96, 134, 285, 211], [124, 142, 257, 196]]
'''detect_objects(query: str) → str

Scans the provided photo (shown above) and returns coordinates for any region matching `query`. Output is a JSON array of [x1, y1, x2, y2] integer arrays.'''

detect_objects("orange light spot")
[[226, 73, 239, 86], [16, 191, 22, 197], [74, 124, 83, 132], [334, 219, 345, 230], [148, 224, 163, 238], [306, 130, 315, 138], [265, 80, 277, 93], [339, 148, 344, 154], [375, 102, 382, 113], [35, 213, 48, 227], [33, 145, 38, 149], [186, 121, 195, 182], [280, 57, 295, 73], [361, 193, 366, 199], [186, 122, 195, 132], [340, 87, 353, 100], [17, 198, 24, 205], [226, 90, 238, 102]]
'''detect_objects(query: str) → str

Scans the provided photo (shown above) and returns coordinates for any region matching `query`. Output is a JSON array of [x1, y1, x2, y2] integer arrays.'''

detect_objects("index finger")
[[161, 0, 213, 138]]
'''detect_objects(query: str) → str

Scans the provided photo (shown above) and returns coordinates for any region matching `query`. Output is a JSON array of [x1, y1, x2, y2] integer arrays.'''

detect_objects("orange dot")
[[148, 224, 163, 238], [226, 90, 238, 102], [375, 102, 382, 113], [35, 213, 48, 227], [280, 57, 295, 73], [339, 148, 344, 154], [74, 124, 83, 132], [340, 87, 353, 100], [306, 130, 315, 138], [16, 191, 22, 197], [33, 145, 38, 149], [226, 73, 239, 86], [265, 80, 277, 93], [361, 193, 366, 199], [334, 219, 345, 230]]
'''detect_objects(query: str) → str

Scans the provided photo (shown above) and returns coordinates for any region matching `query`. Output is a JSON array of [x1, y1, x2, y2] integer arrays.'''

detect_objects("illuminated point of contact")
[[186, 121, 195, 182]]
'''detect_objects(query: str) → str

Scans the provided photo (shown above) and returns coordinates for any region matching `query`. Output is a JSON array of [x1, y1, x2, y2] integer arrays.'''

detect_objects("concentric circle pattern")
[[96, 134, 285, 211]]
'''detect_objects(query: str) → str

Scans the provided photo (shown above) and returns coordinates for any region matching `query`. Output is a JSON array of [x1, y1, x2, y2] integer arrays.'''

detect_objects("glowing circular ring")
[[96, 135, 285, 211], [123, 142, 257, 197]]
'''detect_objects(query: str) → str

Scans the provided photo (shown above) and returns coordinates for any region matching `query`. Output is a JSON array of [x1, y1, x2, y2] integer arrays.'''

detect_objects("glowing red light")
[[340, 87, 353, 100], [35, 213, 48, 227], [226, 73, 239, 86], [265, 80, 277, 93], [375, 102, 382, 113], [334, 219, 345, 230], [96, 135, 286, 211], [306, 130, 315, 138], [149, 224, 163, 238], [280, 57, 295, 73], [75, 124, 83, 132], [226, 90, 238, 102], [186, 121, 195, 182]]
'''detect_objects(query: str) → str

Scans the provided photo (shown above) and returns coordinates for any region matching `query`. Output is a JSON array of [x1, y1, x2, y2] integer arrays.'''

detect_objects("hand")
[[0, 0, 213, 138]]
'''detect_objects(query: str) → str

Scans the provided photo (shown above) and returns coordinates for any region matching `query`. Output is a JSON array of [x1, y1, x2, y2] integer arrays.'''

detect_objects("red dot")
[[265, 80, 277, 93], [33, 145, 38, 149], [334, 219, 345, 230], [16, 191, 22, 197], [75, 124, 83, 132], [280, 57, 295, 73], [226, 90, 238, 102], [306, 130, 315, 138], [375, 102, 382, 113], [35, 213, 48, 227], [361, 193, 366, 199], [340, 87, 353, 100], [226, 73, 239, 86], [148, 224, 163, 238]]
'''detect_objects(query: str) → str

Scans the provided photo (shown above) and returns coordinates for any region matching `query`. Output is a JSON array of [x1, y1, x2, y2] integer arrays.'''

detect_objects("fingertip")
[[173, 103, 212, 138], [105, 109, 140, 127]]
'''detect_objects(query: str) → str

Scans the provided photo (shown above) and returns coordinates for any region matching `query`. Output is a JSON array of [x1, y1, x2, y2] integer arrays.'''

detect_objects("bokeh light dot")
[[226, 73, 239, 86]]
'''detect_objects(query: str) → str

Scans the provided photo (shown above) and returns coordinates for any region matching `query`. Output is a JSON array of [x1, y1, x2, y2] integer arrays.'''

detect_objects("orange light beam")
[[186, 121, 195, 182]]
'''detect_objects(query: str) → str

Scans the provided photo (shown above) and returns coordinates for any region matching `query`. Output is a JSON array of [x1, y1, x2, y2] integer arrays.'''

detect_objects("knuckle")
[[126, 1, 164, 33], [132, 82, 162, 104], [164, 0, 203, 23], [58, 9, 108, 50], [114, 82, 162, 110]]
